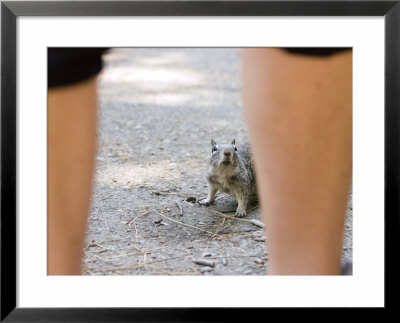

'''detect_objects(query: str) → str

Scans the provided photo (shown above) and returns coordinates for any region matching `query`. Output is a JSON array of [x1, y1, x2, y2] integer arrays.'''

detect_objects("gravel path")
[[83, 48, 352, 275]]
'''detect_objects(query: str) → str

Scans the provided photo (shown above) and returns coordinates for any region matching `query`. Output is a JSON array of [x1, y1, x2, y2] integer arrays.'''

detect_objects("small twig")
[[247, 205, 258, 212], [133, 223, 139, 243], [142, 224, 156, 237], [206, 254, 262, 259], [211, 231, 259, 240], [97, 248, 110, 253], [230, 225, 240, 233], [85, 247, 111, 255], [212, 217, 226, 239], [151, 209, 214, 235], [175, 200, 184, 216], [84, 241, 108, 250], [128, 245, 165, 255], [208, 209, 253, 222], [128, 214, 141, 228], [130, 244, 143, 252]]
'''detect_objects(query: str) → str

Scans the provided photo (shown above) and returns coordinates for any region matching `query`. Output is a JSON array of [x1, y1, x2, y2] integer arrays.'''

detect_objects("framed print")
[[1, 0, 399, 320]]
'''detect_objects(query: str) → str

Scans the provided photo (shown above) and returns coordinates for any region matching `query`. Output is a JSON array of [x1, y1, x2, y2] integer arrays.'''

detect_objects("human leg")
[[48, 77, 98, 275], [242, 48, 352, 275]]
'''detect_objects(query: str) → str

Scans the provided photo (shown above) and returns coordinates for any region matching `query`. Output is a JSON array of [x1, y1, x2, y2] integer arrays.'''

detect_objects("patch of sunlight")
[[96, 160, 184, 187], [120, 92, 193, 107], [134, 52, 186, 66], [214, 119, 231, 128], [100, 66, 204, 88]]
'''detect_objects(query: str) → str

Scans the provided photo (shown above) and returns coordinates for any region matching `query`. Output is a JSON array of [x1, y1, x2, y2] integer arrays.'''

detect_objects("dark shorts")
[[48, 48, 108, 88], [282, 48, 351, 56]]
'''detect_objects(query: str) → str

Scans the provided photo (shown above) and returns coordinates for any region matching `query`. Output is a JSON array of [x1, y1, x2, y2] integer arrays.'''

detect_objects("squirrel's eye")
[[234, 146, 237, 151], [212, 146, 217, 152]]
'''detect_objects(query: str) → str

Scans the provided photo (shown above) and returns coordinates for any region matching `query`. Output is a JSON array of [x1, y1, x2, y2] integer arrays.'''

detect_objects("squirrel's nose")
[[224, 151, 232, 157]]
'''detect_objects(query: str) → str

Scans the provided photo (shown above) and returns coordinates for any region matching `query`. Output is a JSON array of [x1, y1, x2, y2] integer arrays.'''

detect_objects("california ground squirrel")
[[199, 139, 257, 218]]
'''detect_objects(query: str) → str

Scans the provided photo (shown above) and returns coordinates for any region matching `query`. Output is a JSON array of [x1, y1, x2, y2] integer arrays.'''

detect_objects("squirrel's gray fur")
[[199, 139, 257, 218]]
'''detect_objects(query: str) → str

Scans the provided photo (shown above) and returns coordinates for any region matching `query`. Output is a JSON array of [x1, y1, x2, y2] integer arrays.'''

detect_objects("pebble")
[[222, 258, 228, 266], [186, 196, 197, 203], [254, 237, 265, 242], [202, 252, 212, 257], [251, 219, 265, 228], [199, 266, 213, 273], [254, 258, 264, 264], [192, 258, 215, 267]]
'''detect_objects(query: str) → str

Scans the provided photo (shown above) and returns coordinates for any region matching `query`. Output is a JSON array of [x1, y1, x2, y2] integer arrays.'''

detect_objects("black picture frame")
[[1, 1, 399, 320]]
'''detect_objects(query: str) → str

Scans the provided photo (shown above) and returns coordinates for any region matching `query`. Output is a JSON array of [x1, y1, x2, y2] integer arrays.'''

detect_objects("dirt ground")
[[82, 48, 352, 275]]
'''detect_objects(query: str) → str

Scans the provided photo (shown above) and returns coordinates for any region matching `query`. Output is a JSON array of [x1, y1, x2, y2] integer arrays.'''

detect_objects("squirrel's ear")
[[231, 139, 236, 145], [211, 139, 217, 147]]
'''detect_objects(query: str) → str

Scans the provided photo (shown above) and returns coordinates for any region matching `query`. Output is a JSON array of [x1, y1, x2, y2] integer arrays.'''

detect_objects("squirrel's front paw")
[[198, 198, 213, 206], [235, 210, 247, 218]]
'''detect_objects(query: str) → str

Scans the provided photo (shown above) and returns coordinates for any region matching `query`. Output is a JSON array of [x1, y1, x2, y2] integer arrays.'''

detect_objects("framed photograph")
[[1, 0, 398, 320]]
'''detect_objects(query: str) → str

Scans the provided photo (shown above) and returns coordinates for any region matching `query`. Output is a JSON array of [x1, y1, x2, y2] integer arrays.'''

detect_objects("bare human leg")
[[48, 77, 98, 275], [242, 49, 352, 275]]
